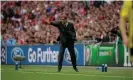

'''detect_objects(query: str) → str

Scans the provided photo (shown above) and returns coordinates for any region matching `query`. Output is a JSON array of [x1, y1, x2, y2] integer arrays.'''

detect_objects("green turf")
[[1, 65, 133, 80]]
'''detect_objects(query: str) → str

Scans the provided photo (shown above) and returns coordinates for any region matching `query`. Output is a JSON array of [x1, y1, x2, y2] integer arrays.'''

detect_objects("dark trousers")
[[130, 48, 133, 56], [58, 40, 77, 70], [130, 48, 133, 65]]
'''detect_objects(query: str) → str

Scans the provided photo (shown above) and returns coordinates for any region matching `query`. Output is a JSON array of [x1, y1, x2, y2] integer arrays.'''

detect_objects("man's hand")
[[45, 18, 50, 24]]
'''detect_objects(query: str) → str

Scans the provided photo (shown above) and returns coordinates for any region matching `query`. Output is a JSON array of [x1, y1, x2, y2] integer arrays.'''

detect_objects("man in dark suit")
[[45, 13, 79, 72]]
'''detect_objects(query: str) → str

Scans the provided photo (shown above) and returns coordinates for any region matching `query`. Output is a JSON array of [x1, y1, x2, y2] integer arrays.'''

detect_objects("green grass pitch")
[[1, 65, 133, 80]]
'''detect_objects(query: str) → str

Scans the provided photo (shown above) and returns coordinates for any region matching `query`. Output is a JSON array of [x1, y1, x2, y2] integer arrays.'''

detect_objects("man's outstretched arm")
[[45, 19, 60, 27]]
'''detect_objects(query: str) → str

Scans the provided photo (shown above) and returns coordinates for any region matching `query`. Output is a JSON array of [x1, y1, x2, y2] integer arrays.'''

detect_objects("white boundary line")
[[2, 69, 132, 75], [19, 71, 133, 79]]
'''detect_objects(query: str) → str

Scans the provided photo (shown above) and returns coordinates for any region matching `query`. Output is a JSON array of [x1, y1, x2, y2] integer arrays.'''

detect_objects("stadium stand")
[[1, 1, 123, 45]]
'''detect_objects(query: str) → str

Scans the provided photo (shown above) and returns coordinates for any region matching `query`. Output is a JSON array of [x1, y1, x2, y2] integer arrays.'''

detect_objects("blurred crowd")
[[1, 1, 122, 45]]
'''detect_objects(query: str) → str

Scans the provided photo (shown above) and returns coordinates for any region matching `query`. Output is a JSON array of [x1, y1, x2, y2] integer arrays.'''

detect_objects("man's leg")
[[130, 48, 133, 66], [67, 42, 78, 72], [58, 43, 66, 72]]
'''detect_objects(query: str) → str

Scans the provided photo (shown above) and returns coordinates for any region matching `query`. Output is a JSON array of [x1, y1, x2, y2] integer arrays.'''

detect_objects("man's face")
[[61, 17, 66, 22], [60, 13, 67, 23]]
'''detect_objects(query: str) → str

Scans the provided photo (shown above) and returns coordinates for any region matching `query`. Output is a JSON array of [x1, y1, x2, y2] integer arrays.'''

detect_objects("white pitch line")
[[19, 71, 133, 79]]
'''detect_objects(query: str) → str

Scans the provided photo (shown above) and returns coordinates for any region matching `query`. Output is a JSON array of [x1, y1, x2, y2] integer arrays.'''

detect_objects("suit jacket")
[[50, 21, 76, 43]]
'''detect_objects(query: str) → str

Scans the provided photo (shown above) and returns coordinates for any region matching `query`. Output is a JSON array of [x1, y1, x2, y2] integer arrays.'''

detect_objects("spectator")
[[6, 35, 16, 45], [1, 1, 123, 44], [17, 34, 25, 45]]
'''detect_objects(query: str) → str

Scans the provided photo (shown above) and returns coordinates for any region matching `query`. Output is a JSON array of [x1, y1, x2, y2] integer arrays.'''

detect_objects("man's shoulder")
[[67, 20, 74, 24], [67, 21, 74, 25]]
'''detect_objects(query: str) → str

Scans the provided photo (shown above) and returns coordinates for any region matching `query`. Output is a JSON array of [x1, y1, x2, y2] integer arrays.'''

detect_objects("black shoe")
[[74, 69, 79, 72], [57, 69, 61, 72]]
